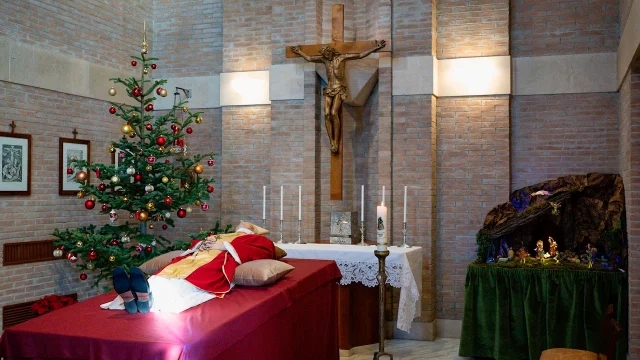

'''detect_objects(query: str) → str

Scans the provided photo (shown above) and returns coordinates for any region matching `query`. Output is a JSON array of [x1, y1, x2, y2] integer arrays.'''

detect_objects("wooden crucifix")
[[286, 4, 387, 200]]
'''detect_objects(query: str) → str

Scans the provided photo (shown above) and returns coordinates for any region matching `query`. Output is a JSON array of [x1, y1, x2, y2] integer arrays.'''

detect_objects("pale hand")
[[291, 46, 301, 54], [376, 40, 386, 49]]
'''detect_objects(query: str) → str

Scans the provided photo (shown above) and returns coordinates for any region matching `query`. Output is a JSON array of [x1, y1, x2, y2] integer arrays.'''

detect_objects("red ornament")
[[145, 123, 153, 131], [131, 60, 137, 67], [155, 87, 163, 96], [87, 249, 98, 261], [85, 199, 96, 210], [147, 156, 156, 164], [110, 239, 119, 246], [201, 203, 209, 211], [134, 173, 143, 182], [145, 245, 153, 253], [170, 124, 177, 131], [207, 159, 215, 166], [68, 254, 77, 263], [177, 208, 187, 218], [98, 183, 107, 191], [135, 210, 141, 220], [95, 168, 101, 178], [109, 106, 117, 114], [164, 196, 173, 206], [162, 224, 168, 230], [101, 204, 108, 212], [145, 103, 154, 112], [66, 168, 73, 175], [132, 87, 142, 97], [151, 64, 157, 69], [165, 159, 170, 164], [156, 136, 166, 146], [207, 185, 214, 193], [186, 127, 193, 134], [80, 273, 87, 281]]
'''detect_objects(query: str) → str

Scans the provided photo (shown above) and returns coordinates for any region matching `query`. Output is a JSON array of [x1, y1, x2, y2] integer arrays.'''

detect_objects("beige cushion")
[[139, 250, 184, 274], [234, 259, 294, 286], [540, 348, 598, 360]]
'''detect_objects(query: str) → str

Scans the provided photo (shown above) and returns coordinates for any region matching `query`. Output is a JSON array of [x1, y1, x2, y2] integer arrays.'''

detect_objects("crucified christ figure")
[[291, 40, 386, 154]]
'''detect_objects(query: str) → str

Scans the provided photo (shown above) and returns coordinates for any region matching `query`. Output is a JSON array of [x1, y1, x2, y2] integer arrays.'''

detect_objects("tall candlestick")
[[280, 186, 283, 220], [298, 185, 302, 220], [376, 204, 388, 252], [361, 185, 365, 221], [403, 185, 407, 223], [263, 186, 266, 220], [382, 186, 385, 206]]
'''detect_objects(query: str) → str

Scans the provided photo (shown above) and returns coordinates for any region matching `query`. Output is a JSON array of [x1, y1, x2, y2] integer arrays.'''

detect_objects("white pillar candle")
[[361, 185, 365, 221], [382, 186, 385, 206], [262, 186, 266, 220], [403, 185, 407, 223], [280, 185, 284, 220], [376, 204, 388, 252], [298, 185, 302, 220]]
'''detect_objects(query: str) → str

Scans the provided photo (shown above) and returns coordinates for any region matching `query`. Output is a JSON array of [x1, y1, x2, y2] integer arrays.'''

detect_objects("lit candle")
[[280, 186, 284, 220], [403, 185, 407, 223], [361, 185, 365, 221], [298, 185, 302, 220], [376, 203, 388, 252], [262, 186, 266, 220]]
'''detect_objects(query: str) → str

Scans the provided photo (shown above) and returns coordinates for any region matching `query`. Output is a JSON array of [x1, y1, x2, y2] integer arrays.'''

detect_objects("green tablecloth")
[[458, 264, 628, 360]]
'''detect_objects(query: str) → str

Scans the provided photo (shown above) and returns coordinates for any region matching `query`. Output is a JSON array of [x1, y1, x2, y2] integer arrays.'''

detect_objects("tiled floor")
[[341, 338, 469, 360]]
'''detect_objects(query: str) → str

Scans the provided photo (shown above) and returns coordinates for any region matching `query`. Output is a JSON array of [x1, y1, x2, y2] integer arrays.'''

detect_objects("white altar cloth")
[[278, 243, 422, 332]]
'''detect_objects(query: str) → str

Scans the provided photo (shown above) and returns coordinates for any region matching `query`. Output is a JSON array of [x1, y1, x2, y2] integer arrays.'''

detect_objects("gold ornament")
[[184, 183, 190, 189], [146, 202, 155, 210], [139, 210, 149, 221], [76, 171, 88, 182], [186, 207, 192, 213], [122, 195, 129, 202], [159, 88, 168, 97], [86, 262, 95, 270], [182, 107, 189, 113], [145, 165, 153, 171], [77, 191, 85, 199], [149, 224, 155, 229], [143, 67, 149, 75], [158, 146, 165, 152], [195, 116, 203, 124], [129, 213, 135, 219], [76, 241, 83, 247], [108, 87, 117, 96], [193, 164, 204, 174], [121, 123, 133, 134], [162, 176, 169, 183], [129, 131, 136, 138], [109, 145, 116, 153], [109, 255, 116, 262], [194, 200, 201, 207], [141, 46, 148, 55]]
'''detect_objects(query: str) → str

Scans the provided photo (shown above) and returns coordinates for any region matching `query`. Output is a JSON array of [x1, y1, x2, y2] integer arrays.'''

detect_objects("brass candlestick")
[[373, 250, 393, 360], [294, 219, 302, 244], [359, 221, 366, 246], [401, 222, 411, 248], [278, 219, 284, 244]]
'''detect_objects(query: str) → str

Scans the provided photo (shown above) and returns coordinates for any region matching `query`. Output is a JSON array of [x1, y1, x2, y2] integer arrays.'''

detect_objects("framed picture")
[[59, 138, 90, 196], [111, 147, 125, 168], [0, 132, 32, 195]]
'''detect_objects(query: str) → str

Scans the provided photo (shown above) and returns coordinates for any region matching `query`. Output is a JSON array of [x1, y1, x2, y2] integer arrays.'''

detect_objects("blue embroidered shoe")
[[130, 267, 152, 314], [113, 267, 138, 314]]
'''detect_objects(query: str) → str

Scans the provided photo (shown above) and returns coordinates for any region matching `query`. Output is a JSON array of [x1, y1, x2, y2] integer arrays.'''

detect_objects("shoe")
[[130, 267, 153, 314], [113, 267, 138, 314]]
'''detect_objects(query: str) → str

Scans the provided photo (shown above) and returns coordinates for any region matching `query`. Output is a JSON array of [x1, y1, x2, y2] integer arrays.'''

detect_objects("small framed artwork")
[[0, 132, 32, 196], [59, 137, 90, 196]]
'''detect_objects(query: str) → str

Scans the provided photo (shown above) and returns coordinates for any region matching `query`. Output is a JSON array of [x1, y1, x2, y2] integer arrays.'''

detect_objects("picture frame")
[[111, 147, 126, 168], [0, 132, 32, 196], [59, 137, 90, 196]]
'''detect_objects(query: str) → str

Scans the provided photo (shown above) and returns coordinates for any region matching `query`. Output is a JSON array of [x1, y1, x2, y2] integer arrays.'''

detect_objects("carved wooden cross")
[[286, 4, 385, 200]]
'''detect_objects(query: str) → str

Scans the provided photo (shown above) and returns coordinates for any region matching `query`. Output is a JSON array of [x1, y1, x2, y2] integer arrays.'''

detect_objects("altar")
[[278, 243, 422, 351]]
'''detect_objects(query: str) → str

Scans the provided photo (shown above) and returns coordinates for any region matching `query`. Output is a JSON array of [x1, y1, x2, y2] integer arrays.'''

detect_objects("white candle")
[[382, 186, 385, 206], [298, 185, 302, 220], [376, 204, 388, 251], [262, 186, 266, 220], [403, 185, 407, 223], [280, 186, 284, 220], [361, 185, 365, 221]]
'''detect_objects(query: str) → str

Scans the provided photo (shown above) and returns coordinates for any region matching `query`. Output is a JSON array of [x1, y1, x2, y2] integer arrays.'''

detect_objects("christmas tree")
[[52, 24, 225, 287]]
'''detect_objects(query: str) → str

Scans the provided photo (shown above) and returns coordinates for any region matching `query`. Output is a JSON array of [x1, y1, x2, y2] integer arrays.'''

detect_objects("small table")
[[278, 243, 422, 333]]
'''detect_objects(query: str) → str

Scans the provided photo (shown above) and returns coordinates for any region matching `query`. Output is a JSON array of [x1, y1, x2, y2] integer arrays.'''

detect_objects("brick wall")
[[392, 0, 434, 57], [436, 96, 510, 319], [511, 93, 619, 190], [510, 0, 618, 57], [621, 68, 640, 358], [153, 0, 223, 76], [0, 0, 151, 71], [222, 0, 272, 72], [392, 94, 437, 322], [271, 0, 306, 65], [436, 0, 509, 59]]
